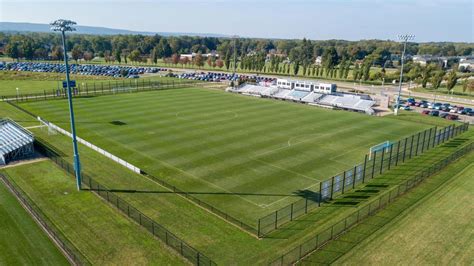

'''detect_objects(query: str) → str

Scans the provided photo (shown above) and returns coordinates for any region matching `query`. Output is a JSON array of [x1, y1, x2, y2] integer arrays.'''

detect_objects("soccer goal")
[[369, 140, 391, 160]]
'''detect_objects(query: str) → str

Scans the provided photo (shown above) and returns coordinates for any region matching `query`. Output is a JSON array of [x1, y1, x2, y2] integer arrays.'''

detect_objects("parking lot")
[[0, 62, 162, 78], [400, 98, 474, 124]]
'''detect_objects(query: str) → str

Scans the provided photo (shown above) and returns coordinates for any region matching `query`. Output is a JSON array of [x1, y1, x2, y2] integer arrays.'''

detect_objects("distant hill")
[[0, 22, 228, 38]]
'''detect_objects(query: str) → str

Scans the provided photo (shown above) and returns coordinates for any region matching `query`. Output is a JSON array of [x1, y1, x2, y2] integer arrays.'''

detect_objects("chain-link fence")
[[257, 123, 470, 237], [1, 79, 201, 102], [269, 141, 474, 265], [0, 172, 87, 265], [34, 138, 216, 266]]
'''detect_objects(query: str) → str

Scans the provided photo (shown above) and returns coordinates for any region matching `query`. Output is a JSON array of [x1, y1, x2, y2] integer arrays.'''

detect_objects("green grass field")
[[1, 95, 470, 264], [1, 160, 186, 265], [332, 154, 474, 265], [0, 177, 68, 265], [18, 87, 434, 224]]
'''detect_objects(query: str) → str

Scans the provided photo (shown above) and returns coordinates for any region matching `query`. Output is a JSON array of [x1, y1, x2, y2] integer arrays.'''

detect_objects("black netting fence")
[[34, 139, 216, 266], [257, 123, 470, 237], [269, 141, 474, 265]]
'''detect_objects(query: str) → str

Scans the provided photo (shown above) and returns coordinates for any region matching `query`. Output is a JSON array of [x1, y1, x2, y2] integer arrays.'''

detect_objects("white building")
[[276, 78, 336, 94]]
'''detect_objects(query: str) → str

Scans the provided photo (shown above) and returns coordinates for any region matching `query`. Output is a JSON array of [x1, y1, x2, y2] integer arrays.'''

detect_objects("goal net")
[[369, 140, 391, 160]]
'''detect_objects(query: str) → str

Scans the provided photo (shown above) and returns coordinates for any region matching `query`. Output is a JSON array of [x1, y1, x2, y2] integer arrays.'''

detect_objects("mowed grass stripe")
[[20, 88, 431, 222]]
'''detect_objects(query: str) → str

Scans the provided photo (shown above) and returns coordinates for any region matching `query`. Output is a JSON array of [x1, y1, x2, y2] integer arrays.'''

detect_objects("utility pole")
[[51, 19, 82, 190], [394, 34, 415, 116]]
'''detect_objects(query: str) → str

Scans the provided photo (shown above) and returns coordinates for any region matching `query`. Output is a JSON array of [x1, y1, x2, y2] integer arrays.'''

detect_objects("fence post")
[[409, 135, 415, 159], [420, 130, 427, 154], [257, 219, 261, 238], [362, 154, 368, 183], [414, 132, 420, 156], [342, 171, 346, 194], [352, 166, 357, 189], [388, 143, 394, 170], [395, 140, 401, 166], [371, 151, 377, 179], [402, 137, 408, 162], [379, 147, 385, 174], [319, 182, 322, 206], [330, 176, 335, 200], [426, 128, 433, 151]]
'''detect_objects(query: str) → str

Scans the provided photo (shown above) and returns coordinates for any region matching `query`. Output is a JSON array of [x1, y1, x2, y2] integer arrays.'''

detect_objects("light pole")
[[51, 19, 82, 191], [394, 34, 415, 115], [231, 35, 239, 88], [16, 87, 19, 99]]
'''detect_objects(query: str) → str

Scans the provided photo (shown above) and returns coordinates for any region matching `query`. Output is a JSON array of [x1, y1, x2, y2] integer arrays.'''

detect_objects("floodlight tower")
[[232, 35, 239, 88], [394, 34, 415, 116], [51, 19, 82, 190]]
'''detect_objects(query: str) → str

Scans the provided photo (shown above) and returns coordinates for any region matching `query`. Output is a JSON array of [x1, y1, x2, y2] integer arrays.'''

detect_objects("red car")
[[446, 114, 458, 120], [421, 110, 430, 115]]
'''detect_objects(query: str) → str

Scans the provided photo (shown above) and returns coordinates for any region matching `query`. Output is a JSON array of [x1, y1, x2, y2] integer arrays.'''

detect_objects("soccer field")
[[19, 87, 431, 224]]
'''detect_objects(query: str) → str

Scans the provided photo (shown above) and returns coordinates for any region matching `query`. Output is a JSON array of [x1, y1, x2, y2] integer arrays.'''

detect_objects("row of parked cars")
[[174, 71, 276, 83], [0, 62, 163, 78], [401, 98, 474, 120]]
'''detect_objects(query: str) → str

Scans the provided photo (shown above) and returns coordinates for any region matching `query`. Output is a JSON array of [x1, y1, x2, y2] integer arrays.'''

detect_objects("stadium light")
[[394, 34, 415, 116], [232, 35, 239, 88], [51, 19, 82, 191]]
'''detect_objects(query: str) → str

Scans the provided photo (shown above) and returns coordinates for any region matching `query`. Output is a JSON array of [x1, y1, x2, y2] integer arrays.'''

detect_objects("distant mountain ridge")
[[0, 22, 228, 38]]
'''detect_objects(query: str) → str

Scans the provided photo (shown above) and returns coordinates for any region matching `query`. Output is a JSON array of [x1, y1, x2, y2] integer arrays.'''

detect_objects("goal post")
[[369, 140, 391, 160]]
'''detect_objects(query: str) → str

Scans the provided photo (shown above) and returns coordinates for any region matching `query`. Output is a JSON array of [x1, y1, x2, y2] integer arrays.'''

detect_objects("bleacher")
[[0, 119, 34, 165], [227, 83, 376, 115], [319, 94, 376, 114], [286, 90, 310, 100]]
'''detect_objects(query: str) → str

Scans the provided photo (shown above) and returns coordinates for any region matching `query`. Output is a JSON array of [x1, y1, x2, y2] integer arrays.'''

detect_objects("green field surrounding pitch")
[[332, 154, 474, 265], [20, 87, 434, 224], [0, 178, 67, 265], [2, 161, 186, 265]]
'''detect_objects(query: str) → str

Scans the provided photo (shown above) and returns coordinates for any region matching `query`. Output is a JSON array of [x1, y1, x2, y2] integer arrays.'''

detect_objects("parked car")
[[461, 108, 472, 114], [421, 110, 431, 115], [432, 103, 442, 110], [446, 114, 458, 120], [439, 112, 449, 119], [430, 110, 440, 116], [401, 105, 411, 111]]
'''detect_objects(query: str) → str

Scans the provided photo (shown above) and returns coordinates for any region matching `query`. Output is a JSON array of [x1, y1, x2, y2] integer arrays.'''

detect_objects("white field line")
[[251, 158, 317, 182]]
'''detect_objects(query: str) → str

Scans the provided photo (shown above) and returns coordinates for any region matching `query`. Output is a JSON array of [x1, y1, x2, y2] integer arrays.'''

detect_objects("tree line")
[[1, 32, 473, 84]]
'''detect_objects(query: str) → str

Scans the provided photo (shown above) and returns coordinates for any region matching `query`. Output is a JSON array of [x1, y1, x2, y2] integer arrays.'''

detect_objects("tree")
[[207, 57, 212, 68], [128, 49, 141, 63], [71, 45, 83, 63], [420, 65, 433, 88], [216, 59, 224, 68], [352, 64, 360, 81], [5, 42, 20, 61], [171, 54, 179, 65], [462, 79, 474, 95], [445, 70, 458, 94], [293, 62, 300, 76], [83, 51, 94, 61], [194, 53, 204, 68], [21, 40, 35, 60], [431, 70, 445, 90], [114, 50, 122, 63], [155, 38, 172, 59], [50, 46, 63, 61]]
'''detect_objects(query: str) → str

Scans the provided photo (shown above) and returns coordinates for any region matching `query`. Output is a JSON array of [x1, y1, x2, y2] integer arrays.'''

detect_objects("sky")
[[0, 0, 473, 42]]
